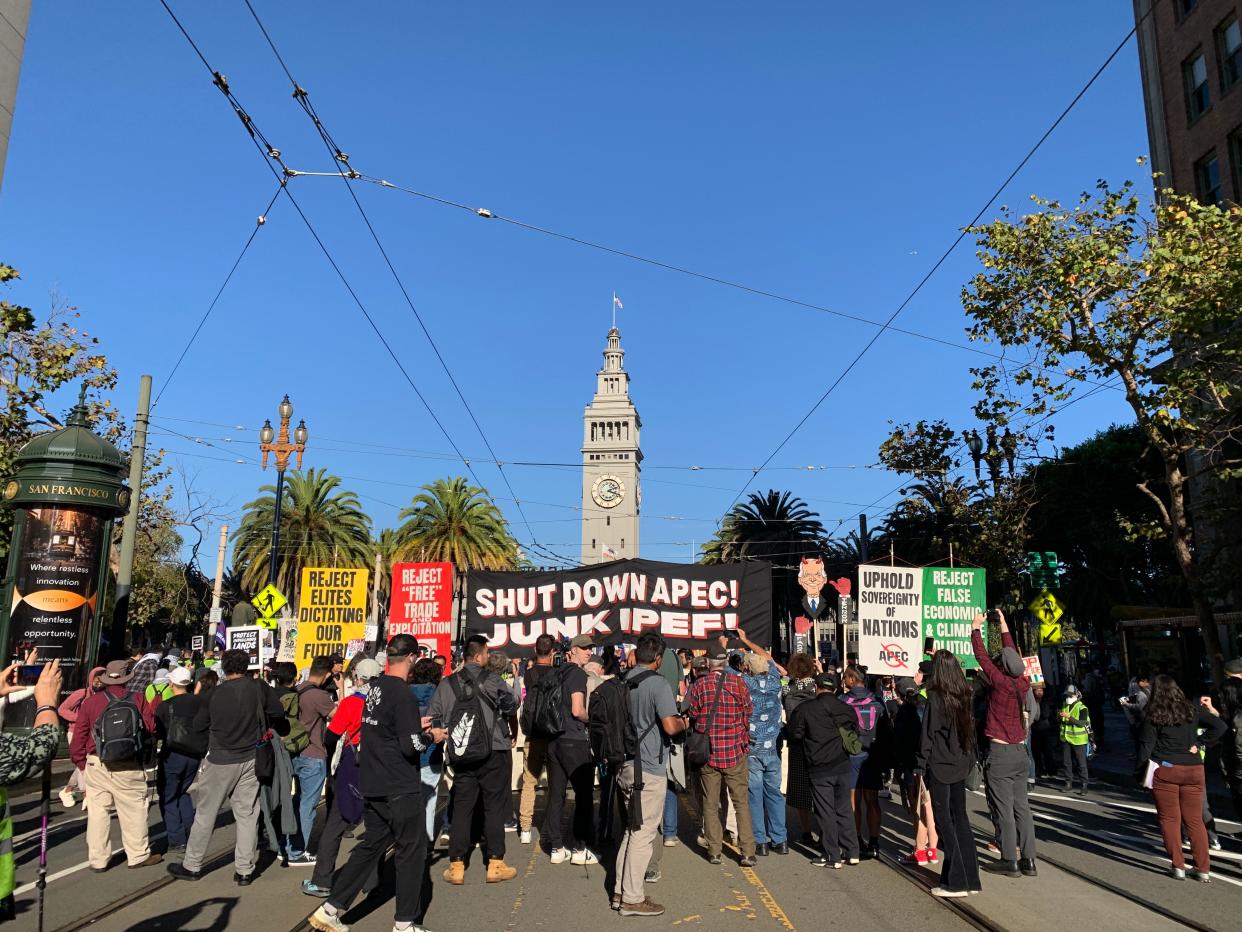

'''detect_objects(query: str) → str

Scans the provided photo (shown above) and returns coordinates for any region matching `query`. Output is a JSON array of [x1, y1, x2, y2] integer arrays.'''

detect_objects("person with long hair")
[[916, 650, 980, 898], [1138, 674, 1226, 881]]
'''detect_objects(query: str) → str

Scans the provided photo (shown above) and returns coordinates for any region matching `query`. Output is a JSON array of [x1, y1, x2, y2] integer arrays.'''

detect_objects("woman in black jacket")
[[916, 650, 981, 898], [1137, 675, 1226, 881]]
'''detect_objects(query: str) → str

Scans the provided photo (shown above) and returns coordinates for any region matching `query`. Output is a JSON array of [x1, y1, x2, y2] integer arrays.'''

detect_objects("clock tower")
[[581, 326, 641, 564]]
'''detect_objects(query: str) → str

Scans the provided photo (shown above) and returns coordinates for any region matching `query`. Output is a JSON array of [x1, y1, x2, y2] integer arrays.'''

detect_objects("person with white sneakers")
[[544, 634, 599, 866]]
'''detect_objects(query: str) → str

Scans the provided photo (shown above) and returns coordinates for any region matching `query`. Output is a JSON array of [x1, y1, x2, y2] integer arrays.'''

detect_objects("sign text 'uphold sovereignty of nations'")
[[388, 561, 454, 658], [858, 565, 986, 673], [296, 566, 369, 668], [466, 558, 772, 655]]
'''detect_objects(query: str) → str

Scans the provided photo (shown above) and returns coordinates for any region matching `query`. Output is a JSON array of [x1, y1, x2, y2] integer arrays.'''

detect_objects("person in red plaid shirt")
[[688, 641, 757, 866]]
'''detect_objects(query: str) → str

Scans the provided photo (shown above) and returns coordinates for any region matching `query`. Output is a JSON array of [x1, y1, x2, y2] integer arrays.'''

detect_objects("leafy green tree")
[[232, 468, 373, 596], [0, 263, 117, 561], [702, 490, 827, 642], [394, 477, 519, 571], [1026, 424, 1190, 645], [961, 179, 1242, 683]]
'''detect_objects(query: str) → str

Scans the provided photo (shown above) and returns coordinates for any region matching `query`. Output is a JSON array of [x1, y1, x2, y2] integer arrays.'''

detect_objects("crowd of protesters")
[[2, 605, 1242, 928]]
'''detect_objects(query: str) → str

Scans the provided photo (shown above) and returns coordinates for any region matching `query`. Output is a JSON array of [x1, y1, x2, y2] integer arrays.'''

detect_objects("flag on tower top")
[[613, 294, 623, 309]]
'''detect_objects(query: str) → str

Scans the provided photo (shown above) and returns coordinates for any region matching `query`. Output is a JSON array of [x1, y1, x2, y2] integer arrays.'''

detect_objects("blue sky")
[[2, 2, 1146, 571]]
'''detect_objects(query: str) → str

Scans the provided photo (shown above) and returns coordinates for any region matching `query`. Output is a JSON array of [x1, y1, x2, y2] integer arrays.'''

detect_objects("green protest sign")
[[921, 567, 986, 670]]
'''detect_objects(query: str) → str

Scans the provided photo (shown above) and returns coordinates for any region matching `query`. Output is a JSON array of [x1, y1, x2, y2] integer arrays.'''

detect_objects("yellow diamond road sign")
[[252, 584, 288, 620], [1030, 589, 1064, 645]]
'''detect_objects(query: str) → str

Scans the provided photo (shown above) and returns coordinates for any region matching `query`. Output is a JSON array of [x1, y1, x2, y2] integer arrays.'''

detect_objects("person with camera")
[[0, 658, 63, 919], [971, 610, 1036, 879]]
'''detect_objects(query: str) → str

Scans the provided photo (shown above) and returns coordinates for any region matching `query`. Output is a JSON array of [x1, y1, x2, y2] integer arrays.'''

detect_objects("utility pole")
[[209, 523, 228, 643], [112, 374, 151, 649], [370, 550, 382, 647], [859, 513, 870, 562]]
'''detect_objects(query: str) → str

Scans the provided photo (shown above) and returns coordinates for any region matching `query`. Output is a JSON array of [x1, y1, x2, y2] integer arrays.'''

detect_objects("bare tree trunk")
[[1166, 466, 1224, 686]]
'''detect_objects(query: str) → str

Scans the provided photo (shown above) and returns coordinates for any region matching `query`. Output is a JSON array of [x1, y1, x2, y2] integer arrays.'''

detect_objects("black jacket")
[[787, 692, 857, 776], [917, 691, 973, 784], [1219, 678, 1242, 782]]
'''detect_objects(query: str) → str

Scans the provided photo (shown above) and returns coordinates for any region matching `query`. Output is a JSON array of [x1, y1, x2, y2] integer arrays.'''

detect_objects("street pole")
[[370, 549, 382, 647], [859, 513, 869, 562], [113, 374, 151, 648], [259, 394, 307, 593], [209, 523, 228, 643], [269, 468, 285, 588]]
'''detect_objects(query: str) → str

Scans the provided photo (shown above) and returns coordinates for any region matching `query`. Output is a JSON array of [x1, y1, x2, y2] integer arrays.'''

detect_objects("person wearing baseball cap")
[[308, 635, 435, 931], [786, 668, 859, 867], [155, 666, 206, 851], [1059, 684, 1091, 796], [70, 659, 161, 872]]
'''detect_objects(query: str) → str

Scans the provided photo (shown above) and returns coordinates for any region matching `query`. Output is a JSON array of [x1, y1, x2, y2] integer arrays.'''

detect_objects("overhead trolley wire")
[[155, 0, 574, 568], [238, 0, 572, 570], [718, 11, 1148, 516]]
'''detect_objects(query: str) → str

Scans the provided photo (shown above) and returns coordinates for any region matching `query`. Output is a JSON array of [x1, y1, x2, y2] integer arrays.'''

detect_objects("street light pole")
[[259, 394, 308, 591]]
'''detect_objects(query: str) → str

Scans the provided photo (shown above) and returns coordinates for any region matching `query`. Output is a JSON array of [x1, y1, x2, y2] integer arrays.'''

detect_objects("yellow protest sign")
[[295, 566, 369, 669], [1030, 589, 1064, 645]]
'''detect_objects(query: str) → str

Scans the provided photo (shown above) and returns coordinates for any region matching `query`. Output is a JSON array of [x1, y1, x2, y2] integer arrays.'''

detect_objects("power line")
[[154, 185, 283, 405], [238, 0, 568, 570], [720, 12, 1146, 515], [155, 0, 574, 569]]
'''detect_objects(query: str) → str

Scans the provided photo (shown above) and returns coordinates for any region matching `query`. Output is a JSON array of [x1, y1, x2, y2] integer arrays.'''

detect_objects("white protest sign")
[[857, 567, 922, 675]]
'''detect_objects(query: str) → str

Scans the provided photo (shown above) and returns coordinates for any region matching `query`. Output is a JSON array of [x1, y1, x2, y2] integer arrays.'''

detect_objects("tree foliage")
[[962, 178, 1242, 682], [394, 477, 519, 572], [702, 490, 828, 642], [232, 468, 373, 597]]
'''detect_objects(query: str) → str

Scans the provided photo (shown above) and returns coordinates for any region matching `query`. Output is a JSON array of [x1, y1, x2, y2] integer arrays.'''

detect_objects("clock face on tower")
[[591, 475, 626, 509]]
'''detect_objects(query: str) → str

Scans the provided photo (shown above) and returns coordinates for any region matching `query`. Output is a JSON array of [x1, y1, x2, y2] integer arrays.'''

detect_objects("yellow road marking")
[[673, 915, 704, 925], [502, 840, 544, 930], [718, 838, 798, 930]]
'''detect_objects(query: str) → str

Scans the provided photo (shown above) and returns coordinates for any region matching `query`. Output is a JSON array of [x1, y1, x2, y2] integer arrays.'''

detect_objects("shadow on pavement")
[[120, 895, 239, 931]]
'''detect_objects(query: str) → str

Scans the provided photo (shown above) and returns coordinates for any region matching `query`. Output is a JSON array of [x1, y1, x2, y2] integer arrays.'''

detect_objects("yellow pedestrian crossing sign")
[[1030, 589, 1064, 645], [252, 583, 288, 620]]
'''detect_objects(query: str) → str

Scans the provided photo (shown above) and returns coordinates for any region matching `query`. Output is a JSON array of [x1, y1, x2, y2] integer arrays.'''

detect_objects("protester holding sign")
[[971, 610, 1036, 880]]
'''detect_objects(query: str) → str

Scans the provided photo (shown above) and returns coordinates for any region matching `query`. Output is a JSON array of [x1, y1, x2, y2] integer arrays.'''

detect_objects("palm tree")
[[232, 468, 373, 596], [882, 475, 979, 565], [371, 527, 402, 621], [701, 490, 827, 643], [394, 477, 519, 571]]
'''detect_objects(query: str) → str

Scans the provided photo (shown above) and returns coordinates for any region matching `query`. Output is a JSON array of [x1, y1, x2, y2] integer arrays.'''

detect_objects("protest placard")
[[389, 561, 454, 657], [227, 625, 262, 671], [295, 566, 370, 670], [857, 567, 923, 674], [921, 567, 986, 670]]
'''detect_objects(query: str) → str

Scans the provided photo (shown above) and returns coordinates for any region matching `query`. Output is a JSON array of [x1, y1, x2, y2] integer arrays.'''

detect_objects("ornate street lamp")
[[963, 429, 983, 481], [258, 394, 308, 588]]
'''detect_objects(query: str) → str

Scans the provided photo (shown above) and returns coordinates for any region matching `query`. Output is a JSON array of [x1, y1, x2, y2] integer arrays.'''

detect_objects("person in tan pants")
[[518, 634, 558, 843], [69, 660, 160, 872]]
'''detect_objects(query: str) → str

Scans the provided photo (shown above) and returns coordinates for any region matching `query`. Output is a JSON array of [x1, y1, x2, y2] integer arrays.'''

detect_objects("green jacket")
[[1060, 700, 1090, 746]]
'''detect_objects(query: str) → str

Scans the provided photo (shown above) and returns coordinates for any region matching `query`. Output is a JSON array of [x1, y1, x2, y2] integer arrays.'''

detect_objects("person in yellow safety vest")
[[1059, 684, 1091, 796], [0, 658, 64, 920]]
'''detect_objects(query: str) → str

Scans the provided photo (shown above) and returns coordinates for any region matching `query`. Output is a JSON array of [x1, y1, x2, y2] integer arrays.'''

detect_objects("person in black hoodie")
[[786, 672, 860, 868], [915, 650, 981, 898], [1217, 658, 1242, 822], [309, 634, 434, 932]]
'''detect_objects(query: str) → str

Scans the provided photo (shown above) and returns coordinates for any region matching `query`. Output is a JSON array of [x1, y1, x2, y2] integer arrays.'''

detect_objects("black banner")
[[466, 558, 773, 655]]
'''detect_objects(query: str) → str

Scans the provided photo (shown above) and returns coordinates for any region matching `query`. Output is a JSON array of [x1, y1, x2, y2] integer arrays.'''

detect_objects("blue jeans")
[[421, 761, 443, 841], [747, 751, 787, 845], [162, 752, 200, 847], [662, 781, 678, 840], [288, 754, 328, 858]]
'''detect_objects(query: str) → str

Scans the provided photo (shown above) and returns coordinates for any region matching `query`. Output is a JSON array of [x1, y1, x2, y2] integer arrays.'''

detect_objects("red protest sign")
[[389, 562, 454, 657]]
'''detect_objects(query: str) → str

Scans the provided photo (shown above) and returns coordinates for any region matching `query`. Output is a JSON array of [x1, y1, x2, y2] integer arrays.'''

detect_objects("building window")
[[592, 538, 596, 549], [621, 538, 625, 549], [1178, 0, 1199, 18], [1220, 17, 1242, 92], [606, 516, 610, 526], [1195, 150, 1223, 205], [1186, 51, 1211, 121], [1231, 127, 1242, 202]]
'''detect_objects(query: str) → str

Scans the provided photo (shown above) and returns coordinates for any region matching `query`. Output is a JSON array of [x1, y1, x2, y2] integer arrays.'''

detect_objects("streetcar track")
[[878, 850, 1006, 932], [51, 846, 238, 931]]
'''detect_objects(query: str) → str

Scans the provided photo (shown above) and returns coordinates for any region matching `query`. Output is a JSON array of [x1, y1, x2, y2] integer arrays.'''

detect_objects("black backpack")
[[445, 668, 496, 768], [521, 666, 568, 740], [94, 691, 147, 763], [588, 670, 658, 766]]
